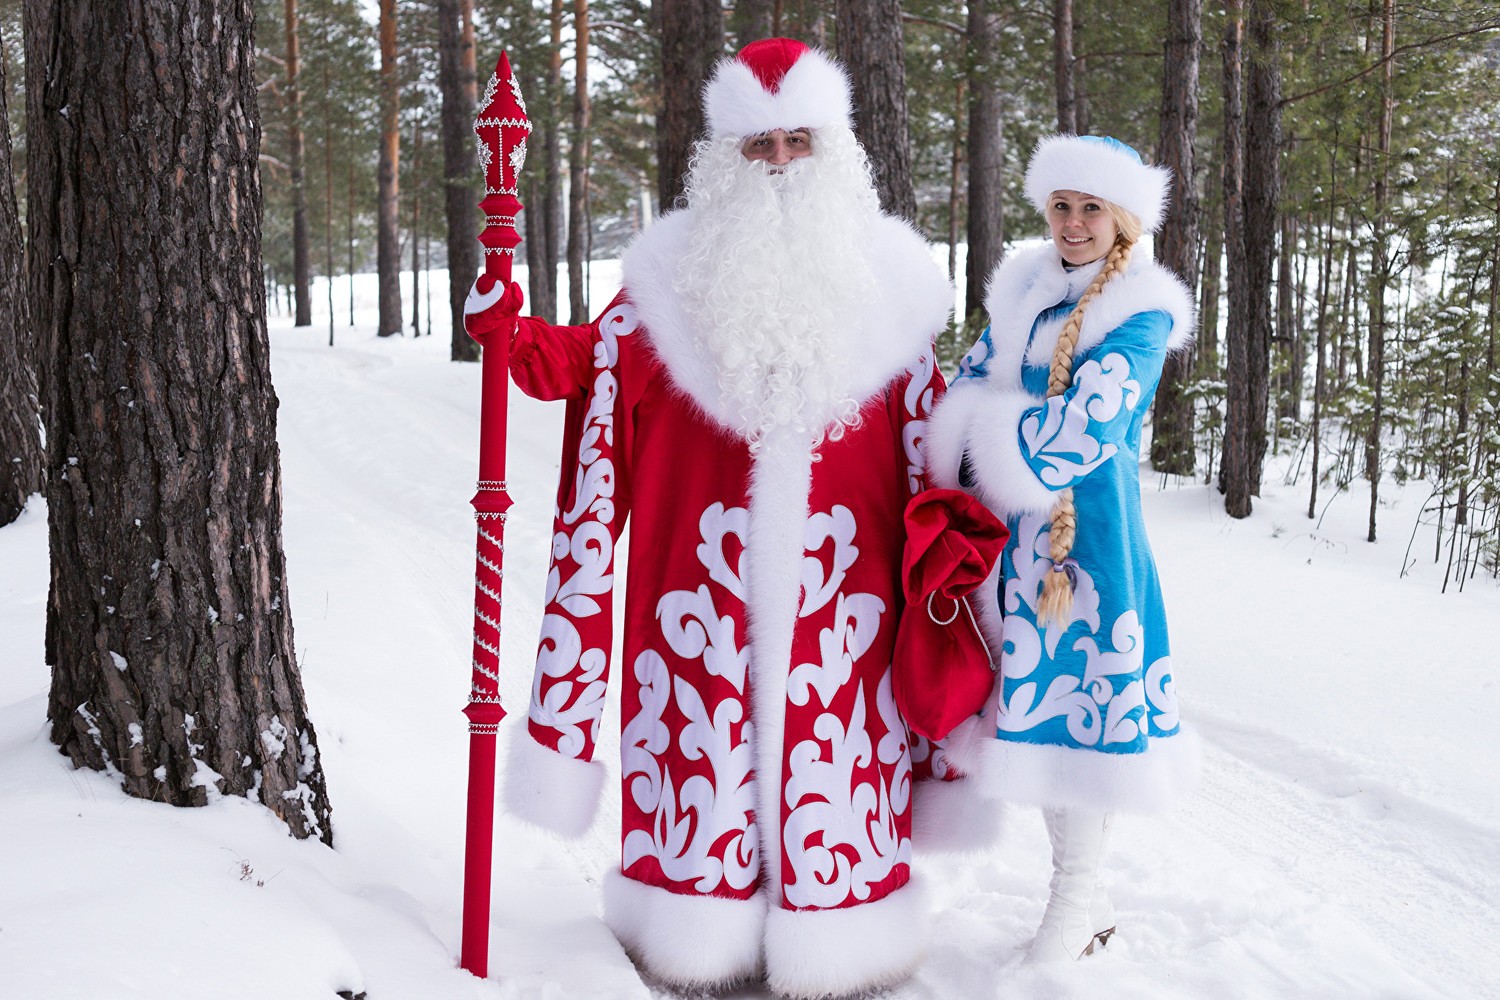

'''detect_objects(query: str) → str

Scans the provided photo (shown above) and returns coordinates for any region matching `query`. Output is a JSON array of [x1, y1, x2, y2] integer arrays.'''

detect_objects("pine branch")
[[1280, 20, 1500, 107]]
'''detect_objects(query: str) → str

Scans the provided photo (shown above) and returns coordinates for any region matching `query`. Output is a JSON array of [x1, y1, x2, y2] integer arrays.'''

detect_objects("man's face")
[[740, 128, 814, 168]]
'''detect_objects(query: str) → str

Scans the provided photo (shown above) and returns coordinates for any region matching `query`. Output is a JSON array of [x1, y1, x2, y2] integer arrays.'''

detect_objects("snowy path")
[[2, 287, 1497, 998]]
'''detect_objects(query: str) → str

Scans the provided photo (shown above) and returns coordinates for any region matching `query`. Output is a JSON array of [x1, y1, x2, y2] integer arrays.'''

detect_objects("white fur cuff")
[[501, 724, 607, 839], [978, 729, 1201, 814], [911, 776, 1004, 856], [764, 878, 926, 999], [941, 386, 1059, 518], [603, 870, 767, 989]]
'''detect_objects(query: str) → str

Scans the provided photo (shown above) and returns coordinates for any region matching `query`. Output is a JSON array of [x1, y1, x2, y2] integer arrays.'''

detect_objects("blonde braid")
[[1036, 235, 1136, 628]]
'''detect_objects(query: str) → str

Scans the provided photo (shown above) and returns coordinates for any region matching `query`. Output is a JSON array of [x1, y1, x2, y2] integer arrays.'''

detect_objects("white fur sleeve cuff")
[[502, 724, 607, 839], [929, 385, 1058, 517]]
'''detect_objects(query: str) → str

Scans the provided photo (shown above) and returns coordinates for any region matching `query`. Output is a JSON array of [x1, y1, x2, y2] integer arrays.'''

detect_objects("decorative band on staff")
[[474, 116, 532, 130], [476, 480, 509, 490], [485, 216, 519, 227]]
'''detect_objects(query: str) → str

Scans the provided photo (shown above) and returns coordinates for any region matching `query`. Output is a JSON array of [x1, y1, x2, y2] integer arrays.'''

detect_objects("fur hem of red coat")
[[602, 868, 927, 998]]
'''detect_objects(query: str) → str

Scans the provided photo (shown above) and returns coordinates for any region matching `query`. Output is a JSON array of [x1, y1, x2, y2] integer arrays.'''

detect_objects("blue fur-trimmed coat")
[[928, 244, 1199, 813]]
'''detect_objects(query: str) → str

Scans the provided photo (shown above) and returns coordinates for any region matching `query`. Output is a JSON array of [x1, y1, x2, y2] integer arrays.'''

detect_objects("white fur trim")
[[622, 211, 951, 441], [745, 424, 815, 899], [501, 724, 606, 839], [976, 728, 1201, 814], [602, 870, 767, 988], [981, 245, 1196, 396], [1025, 134, 1171, 234], [911, 776, 1004, 856], [764, 877, 926, 999], [705, 48, 852, 138], [955, 387, 1059, 519]]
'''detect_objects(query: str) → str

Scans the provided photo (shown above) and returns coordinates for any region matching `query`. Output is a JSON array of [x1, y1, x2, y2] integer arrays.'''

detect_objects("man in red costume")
[[466, 38, 959, 998]]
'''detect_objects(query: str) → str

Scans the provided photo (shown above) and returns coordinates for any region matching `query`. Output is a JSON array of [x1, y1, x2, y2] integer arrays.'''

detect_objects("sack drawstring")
[[926, 592, 994, 665]]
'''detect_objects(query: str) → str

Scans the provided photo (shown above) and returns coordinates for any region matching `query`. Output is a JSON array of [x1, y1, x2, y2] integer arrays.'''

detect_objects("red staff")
[[460, 49, 529, 979]]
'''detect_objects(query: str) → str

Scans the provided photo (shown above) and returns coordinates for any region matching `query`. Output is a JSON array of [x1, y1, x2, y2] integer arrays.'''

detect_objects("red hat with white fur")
[[703, 38, 853, 139]]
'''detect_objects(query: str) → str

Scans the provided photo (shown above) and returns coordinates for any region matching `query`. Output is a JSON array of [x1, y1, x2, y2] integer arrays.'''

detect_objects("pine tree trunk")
[[836, 0, 916, 221], [567, 0, 590, 325], [1275, 213, 1299, 425], [437, 0, 480, 362], [286, 0, 312, 327], [1243, 0, 1280, 493], [965, 0, 1005, 327], [410, 120, 422, 337], [1053, 0, 1076, 133], [25, 0, 333, 843], [1366, 0, 1394, 543], [1150, 0, 1203, 477], [376, 0, 403, 337], [1308, 146, 1338, 520], [1198, 165, 1223, 371], [540, 0, 566, 323], [654, 0, 723, 211], [1220, 0, 1252, 517], [0, 39, 42, 528]]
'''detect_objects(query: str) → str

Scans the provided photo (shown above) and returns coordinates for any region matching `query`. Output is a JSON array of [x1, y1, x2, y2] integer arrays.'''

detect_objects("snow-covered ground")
[[2, 265, 1498, 1000]]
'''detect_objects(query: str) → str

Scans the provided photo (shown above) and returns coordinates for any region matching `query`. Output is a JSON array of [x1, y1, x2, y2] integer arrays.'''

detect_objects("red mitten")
[[463, 275, 524, 346]]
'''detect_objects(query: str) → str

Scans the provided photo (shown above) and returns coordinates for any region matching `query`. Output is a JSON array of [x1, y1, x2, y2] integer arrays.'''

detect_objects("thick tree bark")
[[286, 0, 312, 327], [437, 0, 480, 361], [0, 40, 43, 527], [654, 0, 723, 211], [1243, 0, 1280, 493], [965, 0, 1006, 327], [376, 0, 403, 337], [1150, 0, 1203, 477], [25, 0, 332, 843], [836, 0, 916, 222], [1365, 0, 1394, 542], [1220, 0, 1252, 517], [567, 0, 590, 325]]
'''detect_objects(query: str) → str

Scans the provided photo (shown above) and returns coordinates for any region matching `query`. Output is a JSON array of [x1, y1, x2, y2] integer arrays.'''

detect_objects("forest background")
[[5, 0, 1500, 564], [1, 0, 1499, 961]]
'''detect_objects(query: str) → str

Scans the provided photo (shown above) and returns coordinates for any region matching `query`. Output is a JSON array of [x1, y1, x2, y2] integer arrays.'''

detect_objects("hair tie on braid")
[[1036, 233, 1136, 628]]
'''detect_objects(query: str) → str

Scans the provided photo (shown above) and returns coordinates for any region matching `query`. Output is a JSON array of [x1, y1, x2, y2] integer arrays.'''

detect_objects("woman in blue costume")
[[927, 134, 1198, 963]]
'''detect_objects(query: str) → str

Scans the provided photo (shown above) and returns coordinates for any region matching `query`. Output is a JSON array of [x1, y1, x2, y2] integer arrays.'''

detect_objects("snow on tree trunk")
[[24, 0, 334, 844]]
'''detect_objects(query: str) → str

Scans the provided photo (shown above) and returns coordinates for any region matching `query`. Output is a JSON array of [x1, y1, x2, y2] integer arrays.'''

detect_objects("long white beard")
[[673, 127, 881, 447]]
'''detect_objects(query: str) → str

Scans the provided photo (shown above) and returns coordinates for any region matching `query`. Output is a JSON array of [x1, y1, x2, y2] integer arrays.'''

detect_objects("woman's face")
[[1046, 190, 1118, 266]]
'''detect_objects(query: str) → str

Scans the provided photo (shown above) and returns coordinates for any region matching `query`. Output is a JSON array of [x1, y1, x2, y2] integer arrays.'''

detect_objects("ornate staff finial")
[[474, 50, 531, 281]]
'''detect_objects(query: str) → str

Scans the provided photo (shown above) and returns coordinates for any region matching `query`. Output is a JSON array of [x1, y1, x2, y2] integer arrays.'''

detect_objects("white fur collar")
[[620, 208, 953, 440], [978, 243, 1196, 391]]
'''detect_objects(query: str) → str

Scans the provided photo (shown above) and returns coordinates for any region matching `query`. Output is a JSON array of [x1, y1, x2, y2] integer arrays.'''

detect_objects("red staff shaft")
[[460, 49, 528, 980]]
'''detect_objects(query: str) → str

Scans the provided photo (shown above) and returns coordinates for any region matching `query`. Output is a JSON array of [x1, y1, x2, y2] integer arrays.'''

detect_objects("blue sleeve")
[[1015, 310, 1171, 492]]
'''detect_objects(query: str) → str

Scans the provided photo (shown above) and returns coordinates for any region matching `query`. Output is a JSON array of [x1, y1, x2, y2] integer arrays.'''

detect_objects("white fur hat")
[[703, 37, 853, 139], [1024, 134, 1171, 233]]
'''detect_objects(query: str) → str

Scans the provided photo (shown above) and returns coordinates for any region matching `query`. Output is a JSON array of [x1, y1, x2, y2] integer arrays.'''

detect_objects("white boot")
[[1090, 812, 1116, 949], [1026, 808, 1112, 963]]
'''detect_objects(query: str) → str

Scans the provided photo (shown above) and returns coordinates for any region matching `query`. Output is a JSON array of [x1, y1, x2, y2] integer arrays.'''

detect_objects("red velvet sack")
[[892, 488, 1010, 741]]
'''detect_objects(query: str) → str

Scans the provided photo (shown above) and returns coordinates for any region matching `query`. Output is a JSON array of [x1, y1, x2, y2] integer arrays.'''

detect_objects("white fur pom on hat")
[[703, 37, 853, 139], [1024, 134, 1171, 233]]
